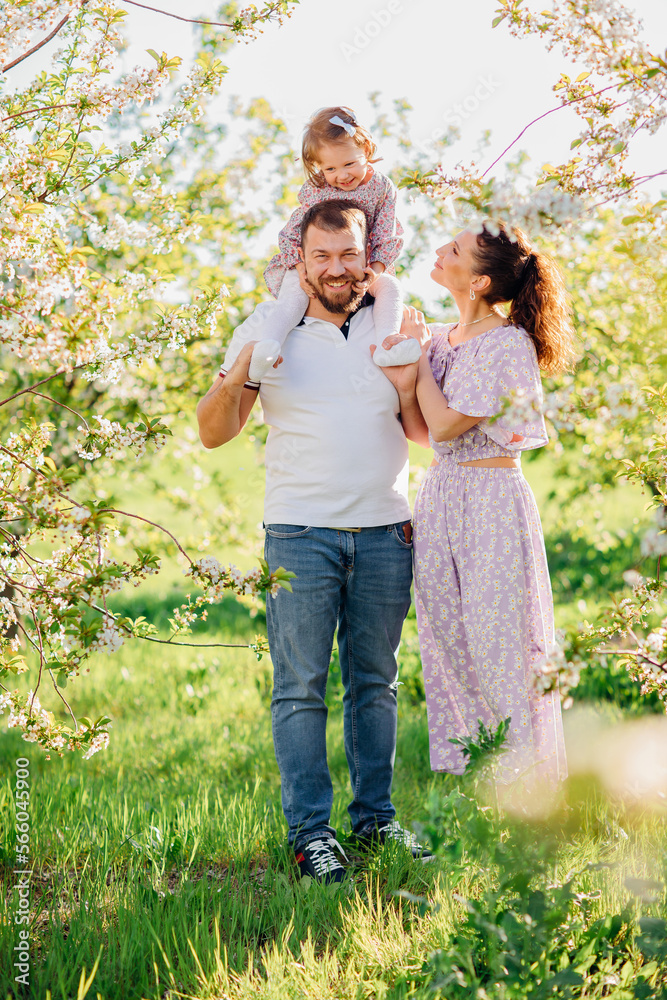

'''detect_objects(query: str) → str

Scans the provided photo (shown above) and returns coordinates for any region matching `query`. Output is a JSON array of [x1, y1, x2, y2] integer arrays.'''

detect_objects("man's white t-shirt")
[[223, 302, 411, 527]]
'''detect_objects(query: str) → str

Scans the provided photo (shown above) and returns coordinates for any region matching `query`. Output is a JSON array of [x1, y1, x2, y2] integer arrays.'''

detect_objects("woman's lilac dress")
[[413, 323, 567, 785]]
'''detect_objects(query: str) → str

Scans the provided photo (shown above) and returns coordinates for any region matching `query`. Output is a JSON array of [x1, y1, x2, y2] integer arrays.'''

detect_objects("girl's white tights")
[[224, 268, 419, 382], [224, 269, 307, 381], [370, 274, 421, 366]]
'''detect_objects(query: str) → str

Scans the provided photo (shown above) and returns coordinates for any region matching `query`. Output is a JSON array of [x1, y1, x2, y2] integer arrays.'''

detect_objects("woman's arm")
[[371, 305, 430, 446], [415, 355, 480, 442]]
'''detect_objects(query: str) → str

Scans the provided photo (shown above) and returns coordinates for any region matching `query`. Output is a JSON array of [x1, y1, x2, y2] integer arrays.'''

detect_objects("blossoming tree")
[[1, 0, 666, 759], [0, 0, 299, 757], [397, 0, 667, 707]]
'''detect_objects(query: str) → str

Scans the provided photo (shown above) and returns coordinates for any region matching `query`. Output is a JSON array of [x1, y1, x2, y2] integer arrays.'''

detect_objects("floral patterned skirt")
[[413, 458, 567, 784]]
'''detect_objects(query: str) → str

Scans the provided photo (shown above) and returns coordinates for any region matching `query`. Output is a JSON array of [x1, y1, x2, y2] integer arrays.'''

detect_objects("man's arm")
[[397, 382, 430, 447], [370, 303, 432, 447], [369, 343, 430, 447], [196, 342, 260, 449]]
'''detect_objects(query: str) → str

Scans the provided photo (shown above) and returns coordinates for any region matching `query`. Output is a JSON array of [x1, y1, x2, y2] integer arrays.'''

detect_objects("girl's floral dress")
[[264, 166, 403, 297]]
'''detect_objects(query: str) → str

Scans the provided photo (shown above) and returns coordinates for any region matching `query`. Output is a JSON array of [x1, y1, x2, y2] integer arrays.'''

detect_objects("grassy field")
[[1, 426, 665, 999]]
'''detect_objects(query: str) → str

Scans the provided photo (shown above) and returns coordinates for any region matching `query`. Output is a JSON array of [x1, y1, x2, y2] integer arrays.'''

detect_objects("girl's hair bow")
[[329, 115, 356, 137]]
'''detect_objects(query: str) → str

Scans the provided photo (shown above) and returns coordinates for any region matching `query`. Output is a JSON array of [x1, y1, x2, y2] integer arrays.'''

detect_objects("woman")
[[389, 224, 576, 786]]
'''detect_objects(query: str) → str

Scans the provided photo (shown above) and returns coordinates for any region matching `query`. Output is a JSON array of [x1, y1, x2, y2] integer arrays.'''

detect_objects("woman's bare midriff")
[[459, 457, 520, 468], [429, 457, 520, 469]]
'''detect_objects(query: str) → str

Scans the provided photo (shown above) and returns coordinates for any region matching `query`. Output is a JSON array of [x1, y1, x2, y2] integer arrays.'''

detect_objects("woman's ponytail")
[[472, 225, 577, 375]]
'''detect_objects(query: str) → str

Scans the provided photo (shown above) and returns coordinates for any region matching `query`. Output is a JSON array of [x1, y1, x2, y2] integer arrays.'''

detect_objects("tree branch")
[[2, 13, 72, 73], [135, 634, 260, 649], [117, 0, 233, 26], [591, 170, 667, 209], [480, 82, 620, 180], [1, 102, 79, 124], [28, 609, 45, 716], [87, 601, 262, 651], [101, 507, 193, 563], [48, 667, 78, 727], [26, 390, 90, 431]]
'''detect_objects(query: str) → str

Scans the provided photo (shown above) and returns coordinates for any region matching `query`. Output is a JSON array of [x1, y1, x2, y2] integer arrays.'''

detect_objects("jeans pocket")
[[265, 524, 312, 539], [390, 521, 413, 548]]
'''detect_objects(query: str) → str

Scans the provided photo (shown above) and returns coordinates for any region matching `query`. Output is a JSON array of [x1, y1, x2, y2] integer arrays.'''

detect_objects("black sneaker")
[[356, 821, 436, 862], [295, 837, 349, 884]]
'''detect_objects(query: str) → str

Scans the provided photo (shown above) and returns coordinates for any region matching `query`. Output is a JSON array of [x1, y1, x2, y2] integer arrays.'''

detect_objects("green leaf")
[[547, 967, 585, 987]]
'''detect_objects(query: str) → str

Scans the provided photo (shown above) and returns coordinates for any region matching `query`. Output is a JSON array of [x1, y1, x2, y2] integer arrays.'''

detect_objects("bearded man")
[[196, 200, 433, 882]]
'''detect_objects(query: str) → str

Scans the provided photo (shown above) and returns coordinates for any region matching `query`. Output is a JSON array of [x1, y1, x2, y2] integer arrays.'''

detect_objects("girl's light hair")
[[471, 223, 578, 375], [302, 106, 380, 188]]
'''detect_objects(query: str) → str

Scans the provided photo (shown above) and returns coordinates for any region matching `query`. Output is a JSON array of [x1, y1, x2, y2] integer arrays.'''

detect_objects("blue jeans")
[[264, 523, 413, 850]]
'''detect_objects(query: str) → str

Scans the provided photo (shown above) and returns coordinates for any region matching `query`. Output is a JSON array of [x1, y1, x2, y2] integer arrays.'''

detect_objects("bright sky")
[[14, 0, 667, 307], [120, 0, 667, 307]]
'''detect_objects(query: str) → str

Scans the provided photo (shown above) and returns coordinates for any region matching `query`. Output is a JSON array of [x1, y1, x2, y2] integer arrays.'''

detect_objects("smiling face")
[[431, 230, 480, 294], [300, 222, 367, 314], [315, 138, 369, 191]]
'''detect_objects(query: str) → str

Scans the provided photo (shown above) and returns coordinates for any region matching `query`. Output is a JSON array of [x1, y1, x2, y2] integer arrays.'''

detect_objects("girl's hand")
[[295, 261, 316, 298], [400, 305, 432, 351], [352, 265, 377, 295]]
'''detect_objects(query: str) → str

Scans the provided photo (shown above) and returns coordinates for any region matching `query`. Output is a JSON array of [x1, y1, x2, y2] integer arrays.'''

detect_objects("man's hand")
[[225, 341, 283, 387], [224, 341, 257, 386], [369, 343, 419, 394]]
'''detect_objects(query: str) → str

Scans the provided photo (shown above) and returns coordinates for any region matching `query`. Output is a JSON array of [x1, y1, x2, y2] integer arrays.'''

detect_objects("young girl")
[[389, 224, 576, 789], [225, 105, 420, 382]]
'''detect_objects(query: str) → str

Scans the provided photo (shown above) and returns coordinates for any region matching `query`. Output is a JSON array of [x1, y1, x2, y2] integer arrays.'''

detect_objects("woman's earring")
[[469, 288, 476, 301]]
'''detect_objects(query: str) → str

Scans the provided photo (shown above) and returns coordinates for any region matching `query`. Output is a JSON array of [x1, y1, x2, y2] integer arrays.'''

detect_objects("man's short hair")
[[300, 200, 368, 249]]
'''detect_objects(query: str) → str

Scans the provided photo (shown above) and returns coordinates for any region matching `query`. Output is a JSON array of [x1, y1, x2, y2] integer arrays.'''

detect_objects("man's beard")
[[305, 271, 365, 315]]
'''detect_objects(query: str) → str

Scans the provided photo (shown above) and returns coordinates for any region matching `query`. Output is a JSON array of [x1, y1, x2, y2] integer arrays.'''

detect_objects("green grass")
[[1, 426, 664, 999], [1, 620, 666, 999]]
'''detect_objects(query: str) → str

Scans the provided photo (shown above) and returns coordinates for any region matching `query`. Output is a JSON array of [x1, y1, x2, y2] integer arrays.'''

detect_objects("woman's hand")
[[380, 333, 409, 350], [400, 305, 432, 352]]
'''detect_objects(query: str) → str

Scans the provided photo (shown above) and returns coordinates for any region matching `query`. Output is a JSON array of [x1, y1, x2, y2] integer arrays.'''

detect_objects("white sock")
[[373, 338, 422, 367], [248, 339, 282, 383]]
